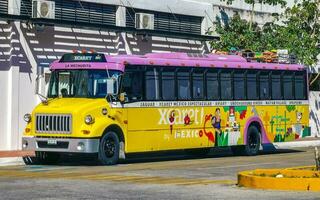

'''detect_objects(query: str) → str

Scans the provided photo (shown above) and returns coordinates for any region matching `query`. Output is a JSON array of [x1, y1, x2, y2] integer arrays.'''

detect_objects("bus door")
[[122, 66, 167, 152]]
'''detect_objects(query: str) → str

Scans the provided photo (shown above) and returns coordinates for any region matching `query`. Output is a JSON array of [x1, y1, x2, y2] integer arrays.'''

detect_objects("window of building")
[[271, 72, 282, 100], [177, 70, 191, 100], [161, 70, 175, 100], [220, 71, 232, 100], [259, 72, 270, 99], [192, 70, 204, 99], [206, 71, 219, 100], [234, 71, 245, 100], [283, 72, 294, 99], [247, 72, 258, 100], [145, 68, 160, 100]]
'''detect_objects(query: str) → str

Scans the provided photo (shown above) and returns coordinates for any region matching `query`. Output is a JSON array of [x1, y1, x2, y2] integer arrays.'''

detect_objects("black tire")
[[98, 131, 120, 165], [23, 151, 60, 165], [185, 148, 211, 156], [243, 126, 261, 156]]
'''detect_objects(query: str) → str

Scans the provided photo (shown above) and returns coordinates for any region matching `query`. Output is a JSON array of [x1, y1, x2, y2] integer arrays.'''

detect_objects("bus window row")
[[121, 66, 307, 101]]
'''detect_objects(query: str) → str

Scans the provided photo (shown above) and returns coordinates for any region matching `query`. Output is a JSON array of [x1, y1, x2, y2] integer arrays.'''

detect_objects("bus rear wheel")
[[243, 126, 261, 156], [231, 126, 261, 156], [98, 131, 120, 165]]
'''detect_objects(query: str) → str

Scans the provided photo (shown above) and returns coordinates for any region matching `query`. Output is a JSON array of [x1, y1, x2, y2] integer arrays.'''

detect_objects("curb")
[[0, 150, 34, 158], [0, 151, 34, 166], [0, 157, 24, 166], [238, 167, 320, 192], [273, 140, 320, 149]]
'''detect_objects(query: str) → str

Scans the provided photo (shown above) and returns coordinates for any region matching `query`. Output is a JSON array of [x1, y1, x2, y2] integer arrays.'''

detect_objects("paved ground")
[[0, 147, 319, 200]]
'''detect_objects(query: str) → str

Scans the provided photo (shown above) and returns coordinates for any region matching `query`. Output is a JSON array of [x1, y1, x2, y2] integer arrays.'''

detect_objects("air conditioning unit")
[[32, 0, 55, 19], [135, 13, 154, 30]]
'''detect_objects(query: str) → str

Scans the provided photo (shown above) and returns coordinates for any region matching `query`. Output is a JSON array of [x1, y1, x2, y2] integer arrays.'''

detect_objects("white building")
[[2, 0, 312, 152]]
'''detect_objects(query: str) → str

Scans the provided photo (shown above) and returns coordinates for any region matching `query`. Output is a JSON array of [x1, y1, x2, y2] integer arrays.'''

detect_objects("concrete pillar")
[[0, 70, 9, 150], [7, 66, 20, 150]]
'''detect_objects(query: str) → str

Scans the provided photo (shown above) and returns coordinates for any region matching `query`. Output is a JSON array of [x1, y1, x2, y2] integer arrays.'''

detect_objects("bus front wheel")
[[98, 131, 120, 165]]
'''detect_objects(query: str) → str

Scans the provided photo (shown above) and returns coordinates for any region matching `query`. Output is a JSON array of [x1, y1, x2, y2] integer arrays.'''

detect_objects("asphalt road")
[[0, 147, 319, 200]]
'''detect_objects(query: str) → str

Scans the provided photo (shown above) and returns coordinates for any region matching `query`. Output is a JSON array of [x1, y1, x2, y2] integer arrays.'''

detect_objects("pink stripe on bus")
[[50, 53, 304, 71]]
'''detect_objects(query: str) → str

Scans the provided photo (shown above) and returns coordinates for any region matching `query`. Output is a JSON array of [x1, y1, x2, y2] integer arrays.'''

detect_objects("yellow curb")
[[238, 166, 320, 192]]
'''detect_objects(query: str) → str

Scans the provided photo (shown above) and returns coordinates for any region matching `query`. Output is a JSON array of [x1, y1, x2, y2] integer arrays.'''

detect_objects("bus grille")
[[35, 114, 72, 134]]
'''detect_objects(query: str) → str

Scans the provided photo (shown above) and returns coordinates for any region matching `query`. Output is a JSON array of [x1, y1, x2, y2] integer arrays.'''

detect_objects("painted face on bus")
[[230, 107, 235, 115], [215, 108, 221, 120]]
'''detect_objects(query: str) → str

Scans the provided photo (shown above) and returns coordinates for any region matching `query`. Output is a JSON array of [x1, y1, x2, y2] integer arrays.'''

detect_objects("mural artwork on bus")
[[160, 104, 311, 147], [199, 105, 311, 147], [200, 106, 245, 147]]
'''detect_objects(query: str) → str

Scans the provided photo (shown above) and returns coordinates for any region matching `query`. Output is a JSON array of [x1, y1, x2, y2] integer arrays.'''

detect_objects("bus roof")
[[50, 52, 304, 71]]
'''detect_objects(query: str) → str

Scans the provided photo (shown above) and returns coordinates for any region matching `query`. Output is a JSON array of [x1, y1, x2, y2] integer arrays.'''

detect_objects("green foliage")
[[211, 0, 320, 66], [210, 14, 263, 52], [279, 0, 320, 66]]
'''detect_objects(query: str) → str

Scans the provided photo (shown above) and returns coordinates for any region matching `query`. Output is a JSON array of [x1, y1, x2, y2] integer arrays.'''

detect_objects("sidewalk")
[[0, 150, 34, 158], [0, 150, 34, 166], [273, 137, 320, 149]]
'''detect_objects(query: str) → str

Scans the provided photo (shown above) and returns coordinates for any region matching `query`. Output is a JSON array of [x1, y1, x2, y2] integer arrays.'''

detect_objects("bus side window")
[[177, 70, 191, 100], [271, 71, 282, 100], [295, 72, 306, 100], [259, 72, 270, 100], [206, 70, 219, 100], [220, 70, 232, 100], [145, 68, 160, 100], [283, 72, 294, 99], [247, 71, 258, 100], [192, 69, 204, 99], [161, 70, 175, 100], [234, 70, 245, 100], [122, 68, 143, 101]]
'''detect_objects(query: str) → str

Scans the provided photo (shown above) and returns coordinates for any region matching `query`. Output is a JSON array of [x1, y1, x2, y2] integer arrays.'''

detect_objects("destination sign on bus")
[[59, 53, 106, 63]]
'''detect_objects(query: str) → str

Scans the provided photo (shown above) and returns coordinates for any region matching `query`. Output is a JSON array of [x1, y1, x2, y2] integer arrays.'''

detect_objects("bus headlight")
[[77, 142, 85, 151], [22, 140, 28, 149], [23, 114, 31, 123], [85, 115, 94, 124]]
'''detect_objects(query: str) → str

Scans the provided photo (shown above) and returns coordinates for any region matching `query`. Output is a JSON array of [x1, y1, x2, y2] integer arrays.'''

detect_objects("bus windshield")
[[48, 69, 121, 98]]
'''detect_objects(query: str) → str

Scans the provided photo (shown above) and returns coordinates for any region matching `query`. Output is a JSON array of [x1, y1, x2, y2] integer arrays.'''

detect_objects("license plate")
[[47, 139, 57, 145]]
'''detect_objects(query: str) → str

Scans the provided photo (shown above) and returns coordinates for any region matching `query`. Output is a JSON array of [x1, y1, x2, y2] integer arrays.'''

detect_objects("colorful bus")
[[22, 52, 310, 165]]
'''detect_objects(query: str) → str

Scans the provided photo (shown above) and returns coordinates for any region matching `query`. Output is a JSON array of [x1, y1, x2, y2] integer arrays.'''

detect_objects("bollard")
[[315, 147, 320, 171]]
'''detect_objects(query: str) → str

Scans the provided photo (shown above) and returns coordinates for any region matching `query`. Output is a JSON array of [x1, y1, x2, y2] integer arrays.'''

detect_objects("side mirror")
[[106, 78, 116, 95]]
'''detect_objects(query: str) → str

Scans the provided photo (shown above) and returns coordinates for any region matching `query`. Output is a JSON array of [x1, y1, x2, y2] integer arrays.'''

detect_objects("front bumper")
[[22, 136, 99, 153]]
